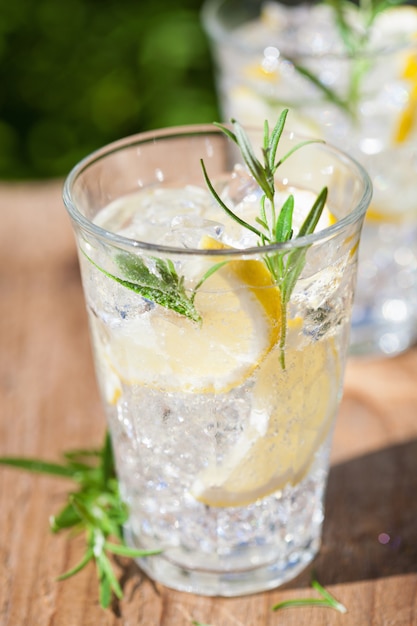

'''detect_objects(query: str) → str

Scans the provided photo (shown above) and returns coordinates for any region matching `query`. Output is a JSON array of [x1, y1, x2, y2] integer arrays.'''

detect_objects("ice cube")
[[161, 214, 224, 249], [220, 164, 261, 207]]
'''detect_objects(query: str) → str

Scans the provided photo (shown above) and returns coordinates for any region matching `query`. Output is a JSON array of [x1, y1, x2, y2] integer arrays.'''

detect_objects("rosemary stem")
[[279, 296, 288, 369]]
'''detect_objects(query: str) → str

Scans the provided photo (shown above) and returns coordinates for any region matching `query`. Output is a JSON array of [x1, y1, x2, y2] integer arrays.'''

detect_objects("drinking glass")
[[63, 124, 371, 595], [202, 0, 417, 356]]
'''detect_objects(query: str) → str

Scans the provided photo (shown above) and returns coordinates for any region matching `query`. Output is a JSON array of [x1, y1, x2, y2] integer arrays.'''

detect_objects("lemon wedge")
[[191, 330, 339, 507], [394, 55, 417, 144], [101, 244, 281, 394]]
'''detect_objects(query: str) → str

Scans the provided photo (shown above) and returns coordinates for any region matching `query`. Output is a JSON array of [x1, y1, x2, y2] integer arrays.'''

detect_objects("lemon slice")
[[191, 330, 339, 507], [378, 6, 417, 144], [102, 248, 281, 394]]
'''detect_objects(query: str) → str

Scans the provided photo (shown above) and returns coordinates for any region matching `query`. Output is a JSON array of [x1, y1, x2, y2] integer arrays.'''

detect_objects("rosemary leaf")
[[276, 138, 326, 169], [56, 548, 94, 580], [293, 63, 351, 114], [298, 186, 328, 237], [272, 577, 347, 613], [104, 542, 162, 558], [97, 551, 124, 600], [0, 457, 76, 478], [231, 118, 274, 201], [274, 194, 294, 242], [279, 187, 328, 305], [50, 503, 82, 532], [311, 578, 348, 613], [266, 108, 289, 173], [273, 597, 337, 610], [83, 249, 201, 323], [200, 159, 262, 238]]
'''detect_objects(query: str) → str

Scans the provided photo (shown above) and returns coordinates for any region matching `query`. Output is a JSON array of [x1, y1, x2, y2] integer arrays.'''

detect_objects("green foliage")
[[0, 0, 219, 179], [0, 432, 162, 608]]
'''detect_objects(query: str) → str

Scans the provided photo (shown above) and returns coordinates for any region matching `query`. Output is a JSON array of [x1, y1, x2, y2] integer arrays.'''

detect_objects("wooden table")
[[1, 181, 416, 626]]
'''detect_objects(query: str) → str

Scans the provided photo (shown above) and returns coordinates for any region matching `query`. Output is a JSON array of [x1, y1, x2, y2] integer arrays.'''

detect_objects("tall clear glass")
[[202, 0, 417, 356], [63, 124, 371, 596]]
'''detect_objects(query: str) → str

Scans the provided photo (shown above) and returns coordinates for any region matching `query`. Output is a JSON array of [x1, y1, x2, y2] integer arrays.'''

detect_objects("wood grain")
[[1, 182, 416, 626]]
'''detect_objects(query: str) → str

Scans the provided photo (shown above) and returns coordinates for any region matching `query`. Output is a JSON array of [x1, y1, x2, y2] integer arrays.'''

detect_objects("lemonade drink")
[[63, 124, 371, 595], [202, 0, 417, 355]]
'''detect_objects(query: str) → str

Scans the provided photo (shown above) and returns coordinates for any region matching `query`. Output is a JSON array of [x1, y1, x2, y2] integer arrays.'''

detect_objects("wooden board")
[[1, 182, 416, 625]]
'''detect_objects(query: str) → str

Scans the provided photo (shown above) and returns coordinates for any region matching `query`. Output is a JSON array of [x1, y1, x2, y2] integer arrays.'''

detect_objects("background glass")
[[202, 0, 417, 356]]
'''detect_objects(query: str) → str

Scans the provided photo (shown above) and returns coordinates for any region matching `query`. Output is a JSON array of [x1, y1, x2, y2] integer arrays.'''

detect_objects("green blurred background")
[[0, 0, 219, 180]]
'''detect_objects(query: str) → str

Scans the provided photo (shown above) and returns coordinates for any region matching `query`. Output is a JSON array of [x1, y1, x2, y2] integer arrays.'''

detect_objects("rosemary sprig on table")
[[272, 577, 347, 613], [201, 109, 327, 368], [0, 432, 161, 609], [191, 577, 346, 625]]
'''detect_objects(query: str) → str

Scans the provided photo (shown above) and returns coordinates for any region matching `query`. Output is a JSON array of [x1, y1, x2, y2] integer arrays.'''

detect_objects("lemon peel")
[[393, 24, 417, 144], [394, 82, 417, 144], [365, 204, 411, 224], [191, 332, 339, 508]]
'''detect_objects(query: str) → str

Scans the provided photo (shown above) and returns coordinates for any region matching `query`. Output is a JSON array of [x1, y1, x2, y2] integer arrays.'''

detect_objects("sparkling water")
[[80, 178, 356, 595], [109, 370, 332, 595]]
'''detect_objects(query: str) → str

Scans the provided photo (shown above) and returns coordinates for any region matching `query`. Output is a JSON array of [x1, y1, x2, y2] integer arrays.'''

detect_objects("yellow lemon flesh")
[[394, 51, 417, 144], [100, 247, 281, 395], [191, 329, 339, 507], [364, 204, 414, 224]]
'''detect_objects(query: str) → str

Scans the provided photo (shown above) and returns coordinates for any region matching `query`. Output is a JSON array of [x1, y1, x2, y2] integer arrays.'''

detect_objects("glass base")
[[121, 445, 330, 596], [131, 536, 320, 597]]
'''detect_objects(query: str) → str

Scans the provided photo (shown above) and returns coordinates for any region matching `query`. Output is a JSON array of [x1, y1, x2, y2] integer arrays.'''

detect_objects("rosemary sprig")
[[202, 109, 327, 368], [272, 577, 347, 613], [0, 432, 161, 609], [292, 63, 353, 116], [280, 0, 406, 118], [190, 577, 346, 625], [83, 249, 201, 323]]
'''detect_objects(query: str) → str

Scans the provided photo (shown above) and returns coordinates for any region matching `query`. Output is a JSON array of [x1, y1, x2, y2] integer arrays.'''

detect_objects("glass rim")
[[201, 0, 417, 60], [63, 123, 372, 258]]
